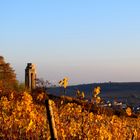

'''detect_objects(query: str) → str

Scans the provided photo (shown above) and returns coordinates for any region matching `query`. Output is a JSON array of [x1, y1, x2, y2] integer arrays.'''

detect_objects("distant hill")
[[48, 82, 140, 106]]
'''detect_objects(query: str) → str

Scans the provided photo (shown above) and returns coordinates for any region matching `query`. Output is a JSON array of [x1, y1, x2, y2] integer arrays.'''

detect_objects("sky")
[[0, 0, 140, 85]]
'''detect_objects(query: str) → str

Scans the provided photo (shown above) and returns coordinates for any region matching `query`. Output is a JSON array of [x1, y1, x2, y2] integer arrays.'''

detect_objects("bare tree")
[[36, 78, 54, 91]]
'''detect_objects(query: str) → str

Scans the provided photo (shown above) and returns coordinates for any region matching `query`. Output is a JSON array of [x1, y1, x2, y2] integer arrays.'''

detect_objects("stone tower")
[[25, 63, 36, 90]]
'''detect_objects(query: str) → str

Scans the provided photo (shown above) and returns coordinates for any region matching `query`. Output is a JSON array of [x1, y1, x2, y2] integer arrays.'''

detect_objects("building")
[[25, 63, 36, 90]]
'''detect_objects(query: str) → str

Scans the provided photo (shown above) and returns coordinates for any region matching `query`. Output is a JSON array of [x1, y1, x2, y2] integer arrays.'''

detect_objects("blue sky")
[[0, 0, 140, 85]]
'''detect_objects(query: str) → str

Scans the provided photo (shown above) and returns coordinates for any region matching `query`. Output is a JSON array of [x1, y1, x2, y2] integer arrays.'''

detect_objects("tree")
[[0, 56, 17, 91], [36, 78, 52, 90]]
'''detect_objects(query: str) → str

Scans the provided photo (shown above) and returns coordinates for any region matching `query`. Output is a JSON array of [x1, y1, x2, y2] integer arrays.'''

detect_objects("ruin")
[[25, 63, 36, 90]]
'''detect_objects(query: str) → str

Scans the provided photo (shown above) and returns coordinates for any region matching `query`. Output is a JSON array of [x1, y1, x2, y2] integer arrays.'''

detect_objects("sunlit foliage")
[[0, 56, 17, 91], [126, 107, 132, 116], [92, 86, 102, 105], [76, 90, 85, 99], [0, 91, 50, 139], [93, 86, 101, 97], [56, 102, 140, 139], [59, 77, 68, 89], [0, 88, 140, 139]]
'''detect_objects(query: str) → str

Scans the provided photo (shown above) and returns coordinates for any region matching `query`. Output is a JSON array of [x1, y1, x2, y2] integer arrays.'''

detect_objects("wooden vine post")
[[45, 98, 58, 140]]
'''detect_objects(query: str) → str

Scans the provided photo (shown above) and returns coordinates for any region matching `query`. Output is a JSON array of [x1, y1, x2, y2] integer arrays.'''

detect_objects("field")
[[0, 89, 140, 140]]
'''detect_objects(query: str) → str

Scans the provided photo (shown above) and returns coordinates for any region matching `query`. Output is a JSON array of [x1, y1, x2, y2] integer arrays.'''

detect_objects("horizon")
[[1, 0, 140, 85], [62, 81, 140, 87]]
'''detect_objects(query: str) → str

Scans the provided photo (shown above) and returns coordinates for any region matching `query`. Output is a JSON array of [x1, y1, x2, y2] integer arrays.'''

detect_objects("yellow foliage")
[[126, 107, 132, 116], [26, 119, 34, 132], [59, 77, 68, 88], [0, 91, 50, 139], [93, 86, 101, 97], [81, 92, 85, 98], [37, 92, 44, 101], [0, 89, 140, 139], [76, 90, 85, 99], [9, 92, 14, 100], [22, 91, 33, 105], [96, 96, 101, 104]]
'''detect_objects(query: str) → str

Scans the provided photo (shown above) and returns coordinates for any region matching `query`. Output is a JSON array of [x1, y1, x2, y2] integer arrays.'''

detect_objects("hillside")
[[1, 90, 140, 139], [48, 82, 140, 106]]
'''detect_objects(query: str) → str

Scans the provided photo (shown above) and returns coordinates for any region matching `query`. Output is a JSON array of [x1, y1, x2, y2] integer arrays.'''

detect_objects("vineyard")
[[0, 89, 140, 140]]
